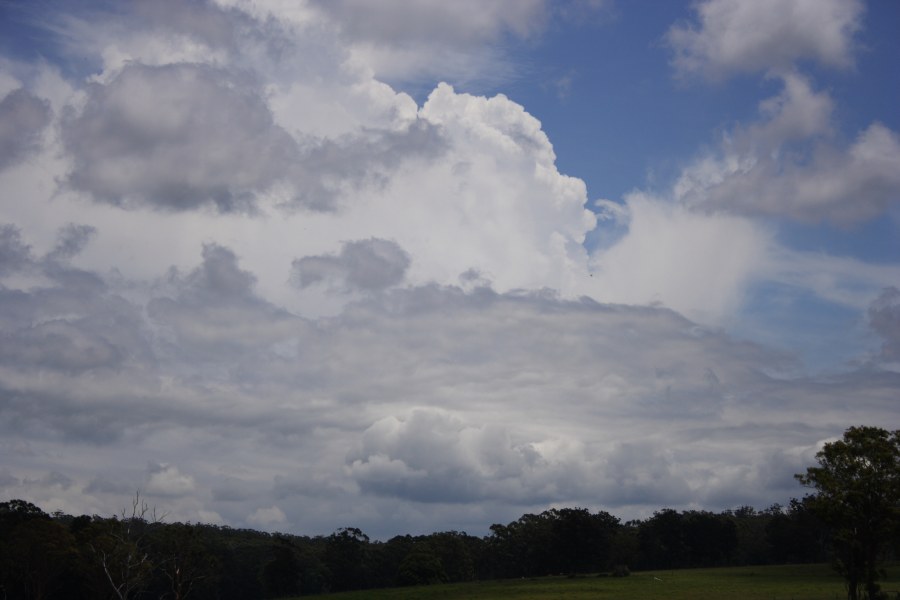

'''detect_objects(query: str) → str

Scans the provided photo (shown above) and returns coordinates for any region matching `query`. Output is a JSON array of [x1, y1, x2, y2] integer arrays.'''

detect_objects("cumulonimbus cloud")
[[0, 0, 896, 537]]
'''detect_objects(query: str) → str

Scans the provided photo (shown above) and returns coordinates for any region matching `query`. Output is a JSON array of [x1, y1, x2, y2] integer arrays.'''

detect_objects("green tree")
[[323, 527, 371, 592], [7, 518, 82, 600], [426, 532, 476, 582], [261, 537, 300, 598], [550, 508, 620, 575], [638, 509, 687, 569], [796, 426, 900, 600], [682, 511, 737, 566], [397, 545, 446, 586], [765, 498, 829, 565], [151, 523, 219, 600]]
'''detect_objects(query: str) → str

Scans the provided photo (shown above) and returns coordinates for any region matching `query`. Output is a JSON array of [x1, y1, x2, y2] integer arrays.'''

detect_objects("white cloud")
[[305, 0, 547, 87], [268, 77, 418, 140], [1, 2, 597, 317], [589, 193, 772, 323], [667, 0, 864, 79], [248, 505, 287, 527], [752, 72, 834, 145], [388, 83, 596, 293], [674, 74, 900, 225], [198, 509, 225, 525], [311, 0, 545, 45], [145, 463, 196, 497], [348, 408, 544, 503], [227, 0, 611, 91], [766, 248, 900, 312]]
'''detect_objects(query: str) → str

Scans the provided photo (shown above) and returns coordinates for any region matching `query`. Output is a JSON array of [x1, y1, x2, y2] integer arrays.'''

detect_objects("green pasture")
[[312, 564, 900, 600]]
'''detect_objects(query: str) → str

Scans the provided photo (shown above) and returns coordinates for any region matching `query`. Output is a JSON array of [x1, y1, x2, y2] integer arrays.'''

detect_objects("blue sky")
[[0, 0, 897, 538]]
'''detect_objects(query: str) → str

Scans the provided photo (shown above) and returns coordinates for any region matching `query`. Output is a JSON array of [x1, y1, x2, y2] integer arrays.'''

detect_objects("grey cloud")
[[61, 62, 447, 213], [0, 229, 150, 371], [869, 287, 900, 361], [42, 261, 107, 293], [0, 319, 123, 372], [84, 477, 132, 495], [148, 244, 303, 362], [45, 224, 97, 263], [602, 442, 693, 506], [132, 0, 243, 51], [22, 471, 73, 490], [328, 288, 797, 507], [62, 63, 299, 212], [0, 242, 895, 530], [290, 256, 340, 289], [184, 244, 258, 303], [0, 224, 33, 275], [0, 88, 51, 171], [43, 471, 73, 489], [295, 119, 447, 205], [0, 469, 19, 488], [212, 479, 254, 503], [24, 0, 451, 217], [734, 123, 900, 224], [458, 268, 491, 288], [676, 76, 900, 225], [292, 238, 410, 292], [0, 384, 126, 445], [273, 474, 349, 501], [0, 253, 147, 374]]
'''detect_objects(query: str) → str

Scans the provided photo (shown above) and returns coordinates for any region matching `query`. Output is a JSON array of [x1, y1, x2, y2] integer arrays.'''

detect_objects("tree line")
[[1, 426, 897, 599], [0, 497, 833, 599]]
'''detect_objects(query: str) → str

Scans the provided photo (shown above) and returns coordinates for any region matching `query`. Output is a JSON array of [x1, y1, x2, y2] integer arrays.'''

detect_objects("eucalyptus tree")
[[796, 426, 900, 600]]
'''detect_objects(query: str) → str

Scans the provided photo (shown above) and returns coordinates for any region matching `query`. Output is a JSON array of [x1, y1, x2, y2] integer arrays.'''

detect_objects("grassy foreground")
[[311, 564, 900, 600]]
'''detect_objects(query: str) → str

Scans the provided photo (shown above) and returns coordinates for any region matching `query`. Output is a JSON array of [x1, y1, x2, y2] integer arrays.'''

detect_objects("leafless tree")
[[89, 491, 162, 600]]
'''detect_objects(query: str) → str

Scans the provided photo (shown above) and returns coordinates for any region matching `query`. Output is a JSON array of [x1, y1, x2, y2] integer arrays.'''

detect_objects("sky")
[[0, 0, 898, 539]]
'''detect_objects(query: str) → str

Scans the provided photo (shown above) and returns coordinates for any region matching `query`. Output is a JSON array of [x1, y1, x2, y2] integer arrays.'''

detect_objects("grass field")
[[310, 564, 900, 600]]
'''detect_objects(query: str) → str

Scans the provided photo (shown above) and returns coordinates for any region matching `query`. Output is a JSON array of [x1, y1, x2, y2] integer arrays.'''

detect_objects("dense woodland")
[[0, 496, 850, 599]]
